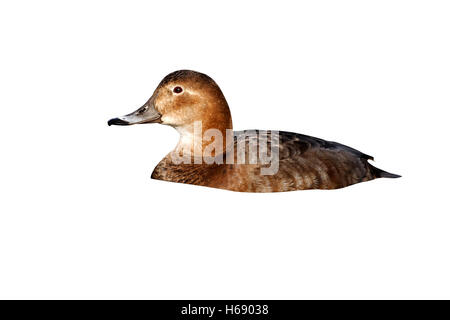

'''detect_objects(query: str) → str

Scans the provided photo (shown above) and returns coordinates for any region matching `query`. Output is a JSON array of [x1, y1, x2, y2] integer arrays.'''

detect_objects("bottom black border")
[[1, 300, 448, 318]]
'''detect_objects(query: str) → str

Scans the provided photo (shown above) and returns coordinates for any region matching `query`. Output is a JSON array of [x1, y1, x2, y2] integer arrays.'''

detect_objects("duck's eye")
[[173, 86, 183, 94]]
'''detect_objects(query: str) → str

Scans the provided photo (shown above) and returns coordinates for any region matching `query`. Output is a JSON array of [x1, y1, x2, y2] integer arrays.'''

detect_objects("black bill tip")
[[108, 118, 130, 126]]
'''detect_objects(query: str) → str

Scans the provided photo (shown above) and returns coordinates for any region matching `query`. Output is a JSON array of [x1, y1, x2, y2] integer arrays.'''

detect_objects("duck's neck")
[[172, 119, 233, 160]]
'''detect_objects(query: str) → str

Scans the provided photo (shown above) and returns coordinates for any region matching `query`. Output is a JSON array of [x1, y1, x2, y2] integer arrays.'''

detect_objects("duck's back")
[[151, 131, 399, 192]]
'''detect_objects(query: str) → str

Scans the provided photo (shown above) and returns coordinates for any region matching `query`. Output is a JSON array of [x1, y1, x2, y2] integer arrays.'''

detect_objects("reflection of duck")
[[108, 70, 400, 192]]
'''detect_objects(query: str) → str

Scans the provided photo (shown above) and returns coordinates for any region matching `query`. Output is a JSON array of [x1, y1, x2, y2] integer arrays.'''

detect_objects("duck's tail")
[[369, 163, 401, 179]]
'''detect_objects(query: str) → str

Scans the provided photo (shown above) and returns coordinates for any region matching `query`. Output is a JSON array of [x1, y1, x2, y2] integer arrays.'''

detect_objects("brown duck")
[[108, 70, 400, 192]]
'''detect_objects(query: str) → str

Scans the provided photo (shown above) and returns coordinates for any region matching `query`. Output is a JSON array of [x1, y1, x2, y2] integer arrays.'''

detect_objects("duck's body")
[[151, 130, 398, 192], [108, 70, 399, 192]]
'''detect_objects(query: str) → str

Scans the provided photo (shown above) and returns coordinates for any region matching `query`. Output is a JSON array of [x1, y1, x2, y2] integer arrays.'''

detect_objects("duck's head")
[[108, 70, 233, 139]]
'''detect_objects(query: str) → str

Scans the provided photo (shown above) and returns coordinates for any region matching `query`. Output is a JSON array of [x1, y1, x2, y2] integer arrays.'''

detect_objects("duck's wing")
[[279, 130, 400, 184], [277, 131, 374, 161], [227, 130, 399, 191]]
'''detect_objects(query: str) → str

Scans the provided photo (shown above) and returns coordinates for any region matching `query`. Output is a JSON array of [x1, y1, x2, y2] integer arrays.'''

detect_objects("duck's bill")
[[108, 103, 161, 126]]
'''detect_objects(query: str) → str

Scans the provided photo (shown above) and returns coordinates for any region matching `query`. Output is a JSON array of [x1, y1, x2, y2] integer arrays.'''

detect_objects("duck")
[[108, 70, 400, 192]]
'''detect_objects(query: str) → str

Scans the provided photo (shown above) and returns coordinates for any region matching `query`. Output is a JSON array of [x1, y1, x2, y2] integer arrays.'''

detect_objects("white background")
[[0, 0, 449, 299]]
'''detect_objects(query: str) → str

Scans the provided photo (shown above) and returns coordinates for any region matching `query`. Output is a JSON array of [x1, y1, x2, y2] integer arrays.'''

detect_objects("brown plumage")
[[108, 70, 400, 192]]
